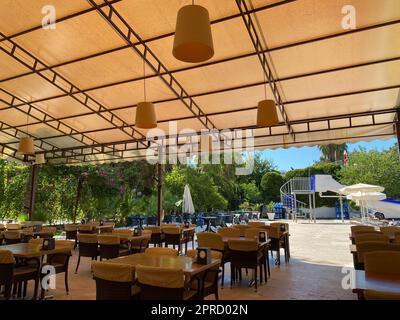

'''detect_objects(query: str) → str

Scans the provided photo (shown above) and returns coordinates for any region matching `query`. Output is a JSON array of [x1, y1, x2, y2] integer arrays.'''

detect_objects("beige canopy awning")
[[0, 0, 399, 165]]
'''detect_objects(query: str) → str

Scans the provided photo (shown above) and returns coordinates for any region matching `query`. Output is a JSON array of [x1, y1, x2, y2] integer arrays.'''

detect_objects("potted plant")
[[266, 201, 275, 221]]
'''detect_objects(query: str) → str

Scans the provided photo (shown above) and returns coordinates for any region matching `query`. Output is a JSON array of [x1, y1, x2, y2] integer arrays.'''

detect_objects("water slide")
[[313, 174, 400, 219]]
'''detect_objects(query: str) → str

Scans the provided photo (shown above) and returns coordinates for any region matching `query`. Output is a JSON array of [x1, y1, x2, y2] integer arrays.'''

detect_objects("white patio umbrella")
[[339, 183, 384, 195], [182, 184, 195, 214], [346, 190, 387, 223]]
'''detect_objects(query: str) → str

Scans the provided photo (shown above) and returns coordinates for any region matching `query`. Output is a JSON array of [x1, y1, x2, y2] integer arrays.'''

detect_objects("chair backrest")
[[112, 229, 133, 236], [354, 234, 390, 244], [92, 261, 134, 300], [64, 224, 78, 231], [92, 261, 133, 282], [357, 242, 400, 263], [161, 223, 178, 227], [265, 225, 280, 239], [6, 223, 21, 230], [354, 230, 383, 237], [141, 230, 152, 237], [78, 225, 94, 232], [232, 224, 252, 237], [248, 221, 265, 228], [144, 226, 162, 234], [0, 250, 15, 264], [380, 226, 400, 236], [228, 239, 258, 252], [162, 227, 182, 235], [217, 227, 241, 238], [270, 222, 289, 232], [136, 265, 185, 300], [144, 247, 178, 256], [4, 231, 21, 240], [98, 235, 120, 245], [244, 228, 265, 240], [55, 240, 75, 250], [364, 251, 400, 274], [351, 225, 375, 236], [78, 234, 98, 244], [197, 232, 224, 251], [364, 289, 400, 300]]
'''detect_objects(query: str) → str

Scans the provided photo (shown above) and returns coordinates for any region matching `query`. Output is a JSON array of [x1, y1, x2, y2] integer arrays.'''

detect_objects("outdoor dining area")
[[348, 224, 400, 299], [0, 219, 290, 300]]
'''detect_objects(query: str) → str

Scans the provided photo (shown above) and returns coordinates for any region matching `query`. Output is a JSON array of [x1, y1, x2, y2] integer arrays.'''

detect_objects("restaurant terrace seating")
[[6, 224, 22, 230], [41, 240, 74, 297], [228, 239, 266, 291], [144, 247, 178, 256], [248, 221, 266, 228], [98, 235, 129, 260], [232, 224, 252, 237], [4, 231, 22, 245], [197, 232, 228, 287], [64, 224, 79, 248], [92, 261, 139, 300], [356, 242, 400, 270], [380, 226, 400, 236], [75, 234, 99, 274], [364, 251, 400, 274], [187, 249, 222, 300], [78, 225, 96, 234], [217, 227, 241, 238], [350, 225, 375, 236], [0, 249, 40, 300], [354, 233, 390, 244], [39, 226, 56, 238], [163, 227, 187, 254], [135, 265, 197, 300], [144, 226, 164, 247]]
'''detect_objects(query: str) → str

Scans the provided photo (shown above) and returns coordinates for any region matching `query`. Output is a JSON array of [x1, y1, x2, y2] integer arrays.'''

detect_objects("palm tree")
[[318, 144, 348, 163]]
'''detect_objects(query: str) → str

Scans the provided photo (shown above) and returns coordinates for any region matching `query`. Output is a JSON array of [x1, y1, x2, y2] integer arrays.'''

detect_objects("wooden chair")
[[248, 221, 266, 228], [351, 225, 375, 234], [0, 250, 40, 300], [356, 242, 400, 270], [187, 249, 222, 300], [267, 226, 289, 265], [380, 226, 400, 236], [40, 240, 74, 297], [130, 236, 151, 254], [364, 251, 400, 274], [64, 224, 78, 248], [183, 224, 196, 250], [228, 239, 265, 291], [144, 226, 164, 247], [354, 233, 390, 244], [232, 224, 251, 237], [245, 228, 270, 277], [163, 227, 187, 254], [6, 223, 21, 230], [112, 229, 133, 236], [92, 261, 139, 300], [39, 226, 56, 238], [4, 231, 22, 245], [78, 224, 96, 234], [98, 235, 129, 260], [135, 265, 197, 300], [144, 247, 178, 256], [197, 232, 228, 287], [75, 234, 98, 273], [217, 227, 241, 238]]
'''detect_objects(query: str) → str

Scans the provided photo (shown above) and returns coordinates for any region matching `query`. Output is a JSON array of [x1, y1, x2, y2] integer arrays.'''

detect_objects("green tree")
[[318, 144, 348, 162], [338, 146, 400, 198], [240, 182, 262, 205], [260, 171, 285, 202]]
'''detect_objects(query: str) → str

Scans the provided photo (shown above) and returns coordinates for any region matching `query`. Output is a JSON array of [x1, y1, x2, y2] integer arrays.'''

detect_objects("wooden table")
[[106, 253, 220, 279], [1, 242, 71, 258], [353, 270, 400, 299]]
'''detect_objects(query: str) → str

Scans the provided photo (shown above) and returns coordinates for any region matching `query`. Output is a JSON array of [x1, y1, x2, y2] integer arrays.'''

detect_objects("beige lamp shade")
[[35, 153, 46, 165], [18, 136, 35, 155], [173, 5, 214, 63], [257, 99, 279, 127], [135, 102, 157, 129]]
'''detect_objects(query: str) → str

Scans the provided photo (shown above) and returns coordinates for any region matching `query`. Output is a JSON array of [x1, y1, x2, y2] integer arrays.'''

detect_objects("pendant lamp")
[[18, 136, 35, 156], [35, 153, 46, 165], [135, 58, 157, 129], [257, 99, 278, 127], [173, 3, 214, 63]]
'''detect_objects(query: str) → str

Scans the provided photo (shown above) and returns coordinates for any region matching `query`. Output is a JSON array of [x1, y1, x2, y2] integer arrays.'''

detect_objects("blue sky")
[[260, 138, 397, 172]]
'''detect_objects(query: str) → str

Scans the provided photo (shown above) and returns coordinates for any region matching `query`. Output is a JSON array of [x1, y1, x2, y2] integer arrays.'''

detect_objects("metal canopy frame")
[[0, 0, 398, 164]]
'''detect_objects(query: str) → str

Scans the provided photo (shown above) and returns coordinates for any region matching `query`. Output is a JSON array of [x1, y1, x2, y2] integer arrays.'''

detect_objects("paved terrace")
[[24, 220, 355, 300]]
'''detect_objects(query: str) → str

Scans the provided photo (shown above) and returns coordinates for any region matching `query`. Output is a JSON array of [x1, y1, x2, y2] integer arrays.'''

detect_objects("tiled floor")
[[21, 219, 356, 300]]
